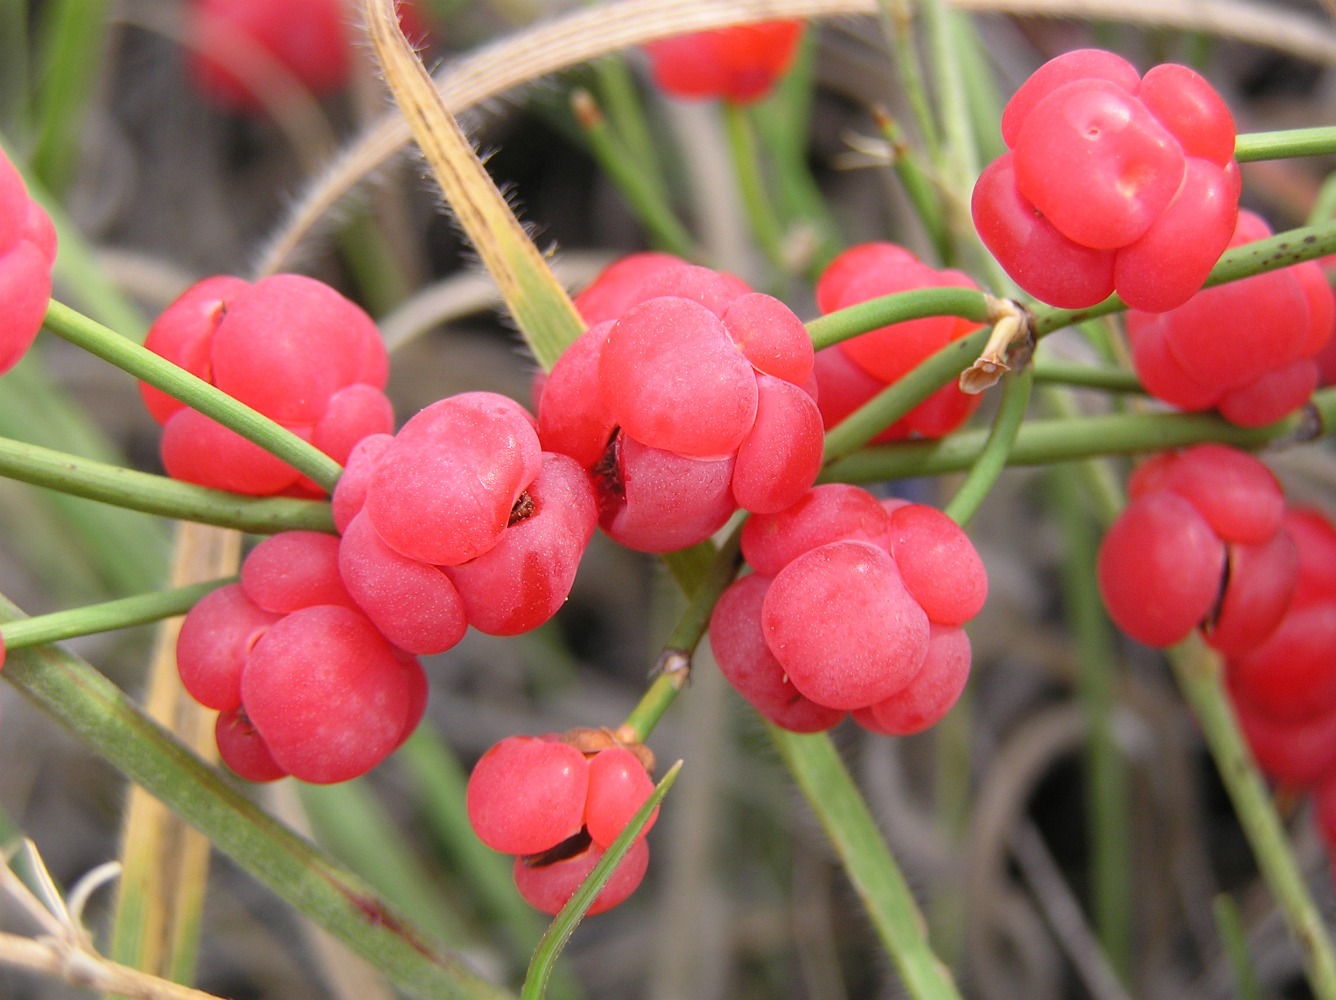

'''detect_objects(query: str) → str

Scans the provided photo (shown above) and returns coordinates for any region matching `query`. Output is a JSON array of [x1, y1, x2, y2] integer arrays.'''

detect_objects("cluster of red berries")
[[973, 49, 1240, 311], [333, 393, 597, 653], [812, 243, 984, 441], [466, 731, 656, 915], [710, 484, 987, 734], [177, 531, 426, 784], [0, 147, 56, 375], [642, 21, 805, 104], [1098, 444, 1296, 653], [141, 274, 394, 496], [170, 387, 598, 781], [537, 254, 823, 552], [1126, 211, 1334, 427]]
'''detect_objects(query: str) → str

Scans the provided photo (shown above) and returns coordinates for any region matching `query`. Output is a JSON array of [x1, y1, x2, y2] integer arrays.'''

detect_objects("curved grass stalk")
[[255, 0, 1336, 278]]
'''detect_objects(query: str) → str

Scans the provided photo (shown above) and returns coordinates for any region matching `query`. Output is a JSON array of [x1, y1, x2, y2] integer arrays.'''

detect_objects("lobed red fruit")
[[540, 259, 821, 552], [1126, 211, 1332, 427], [512, 837, 649, 916], [1099, 444, 1297, 653], [0, 148, 57, 376], [143, 274, 393, 496], [186, 0, 352, 114], [643, 21, 806, 104], [974, 49, 1239, 311], [585, 747, 657, 848]]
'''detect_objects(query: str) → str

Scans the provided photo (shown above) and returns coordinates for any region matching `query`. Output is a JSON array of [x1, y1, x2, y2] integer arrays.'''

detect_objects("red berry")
[[187, 0, 352, 114], [1096, 491, 1226, 647], [741, 483, 891, 578], [762, 540, 930, 710], [1000, 48, 1140, 148], [887, 504, 988, 625], [512, 836, 649, 916], [644, 22, 805, 104], [240, 531, 358, 615], [466, 736, 590, 855], [215, 707, 287, 782], [1014, 79, 1185, 250], [865, 624, 972, 736], [584, 748, 657, 849], [176, 583, 281, 712]]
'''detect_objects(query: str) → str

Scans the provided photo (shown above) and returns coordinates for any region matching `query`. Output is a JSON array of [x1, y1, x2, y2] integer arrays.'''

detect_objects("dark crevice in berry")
[[508, 491, 536, 526], [521, 828, 592, 868], [1203, 543, 1233, 632], [592, 427, 625, 520]]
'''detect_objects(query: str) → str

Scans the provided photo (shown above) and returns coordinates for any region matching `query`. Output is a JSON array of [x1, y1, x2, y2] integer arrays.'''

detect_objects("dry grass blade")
[[360, 0, 584, 370], [255, 0, 1336, 277]]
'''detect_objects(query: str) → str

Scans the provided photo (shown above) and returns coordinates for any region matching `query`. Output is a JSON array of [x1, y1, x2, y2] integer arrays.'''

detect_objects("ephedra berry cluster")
[[4, 25, 1336, 924]]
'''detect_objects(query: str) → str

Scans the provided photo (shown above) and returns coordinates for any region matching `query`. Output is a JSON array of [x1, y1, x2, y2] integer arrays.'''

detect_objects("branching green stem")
[[1169, 638, 1336, 1000], [806, 288, 989, 352], [0, 435, 337, 535], [942, 367, 1033, 527], [723, 101, 789, 273], [41, 301, 343, 493], [620, 525, 744, 745], [0, 579, 231, 652], [822, 395, 1329, 484]]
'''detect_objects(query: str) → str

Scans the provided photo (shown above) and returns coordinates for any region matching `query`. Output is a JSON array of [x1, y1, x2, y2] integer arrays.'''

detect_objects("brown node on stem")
[[561, 726, 656, 775], [960, 295, 1034, 395]]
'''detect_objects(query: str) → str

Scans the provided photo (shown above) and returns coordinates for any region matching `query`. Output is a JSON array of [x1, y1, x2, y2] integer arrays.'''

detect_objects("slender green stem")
[[821, 395, 1327, 484], [942, 367, 1032, 527], [722, 101, 789, 273], [1168, 638, 1336, 1000], [822, 325, 993, 464], [0, 593, 513, 1000], [875, 0, 941, 165], [1235, 126, 1336, 162], [1033, 217, 1336, 335], [921, 0, 977, 205], [1213, 895, 1265, 1000], [620, 525, 744, 745], [769, 728, 964, 1000], [31, 0, 109, 194], [592, 56, 667, 203], [520, 762, 682, 1000], [0, 435, 337, 535], [807, 288, 989, 352], [41, 301, 343, 493], [1052, 467, 1133, 984], [571, 89, 696, 260], [0, 579, 230, 652], [1032, 359, 1143, 393], [873, 110, 952, 265]]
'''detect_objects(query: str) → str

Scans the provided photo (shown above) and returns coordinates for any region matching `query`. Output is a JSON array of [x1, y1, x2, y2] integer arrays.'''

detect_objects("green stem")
[[722, 101, 789, 273], [1213, 895, 1265, 1000], [1032, 359, 1143, 393], [821, 396, 1327, 484], [620, 525, 744, 745], [41, 300, 344, 493], [0, 594, 512, 1000], [0, 435, 337, 535], [822, 324, 992, 464], [592, 56, 667, 204], [807, 288, 989, 352], [1051, 467, 1133, 984], [941, 367, 1032, 527], [571, 89, 696, 260], [874, 0, 941, 166], [0, 579, 230, 652], [1235, 126, 1336, 162], [873, 110, 952, 266], [1033, 217, 1336, 335], [769, 728, 964, 1000], [1169, 638, 1336, 1000]]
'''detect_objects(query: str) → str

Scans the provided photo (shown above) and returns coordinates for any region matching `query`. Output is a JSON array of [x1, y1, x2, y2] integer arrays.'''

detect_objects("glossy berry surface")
[[0, 147, 57, 376], [466, 736, 590, 856]]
